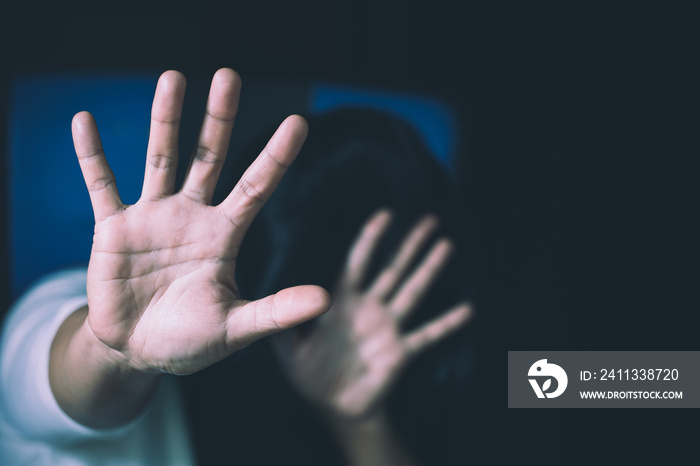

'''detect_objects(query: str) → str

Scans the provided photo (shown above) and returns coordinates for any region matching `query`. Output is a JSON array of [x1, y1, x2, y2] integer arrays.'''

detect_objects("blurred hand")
[[73, 68, 330, 376], [273, 210, 471, 420]]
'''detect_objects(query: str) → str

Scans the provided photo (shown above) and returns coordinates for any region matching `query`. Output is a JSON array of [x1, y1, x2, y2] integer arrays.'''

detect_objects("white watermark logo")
[[528, 359, 568, 398]]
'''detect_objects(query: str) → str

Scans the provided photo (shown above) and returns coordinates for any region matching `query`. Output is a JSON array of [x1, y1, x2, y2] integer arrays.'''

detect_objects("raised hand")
[[273, 210, 472, 421], [72, 68, 330, 376]]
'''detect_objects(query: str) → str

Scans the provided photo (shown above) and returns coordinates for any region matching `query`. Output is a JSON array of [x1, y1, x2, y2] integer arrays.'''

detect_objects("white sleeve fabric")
[[0, 268, 115, 442], [0, 268, 195, 465]]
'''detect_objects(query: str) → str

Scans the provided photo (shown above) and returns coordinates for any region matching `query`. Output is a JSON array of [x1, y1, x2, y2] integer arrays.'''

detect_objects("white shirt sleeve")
[[0, 268, 126, 442], [0, 268, 195, 465]]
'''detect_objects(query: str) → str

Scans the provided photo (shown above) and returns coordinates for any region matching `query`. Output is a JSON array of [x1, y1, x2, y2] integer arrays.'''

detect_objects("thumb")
[[225, 285, 331, 351]]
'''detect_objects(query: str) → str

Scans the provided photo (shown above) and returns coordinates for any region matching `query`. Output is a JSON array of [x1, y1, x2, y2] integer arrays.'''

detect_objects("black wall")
[[1, 2, 696, 464]]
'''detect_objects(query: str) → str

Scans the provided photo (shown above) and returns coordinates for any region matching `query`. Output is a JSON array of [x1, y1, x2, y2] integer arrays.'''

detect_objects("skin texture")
[[49, 68, 331, 428], [273, 210, 472, 465]]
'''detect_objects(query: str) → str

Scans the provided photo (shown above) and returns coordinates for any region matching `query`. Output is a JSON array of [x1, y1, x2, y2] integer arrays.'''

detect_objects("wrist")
[[50, 307, 161, 428], [325, 406, 390, 433], [325, 407, 416, 466], [322, 404, 391, 446]]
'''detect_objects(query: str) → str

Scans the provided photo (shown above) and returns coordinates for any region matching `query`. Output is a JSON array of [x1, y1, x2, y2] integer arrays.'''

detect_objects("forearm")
[[49, 306, 162, 428], [328, 410, 417, 466]]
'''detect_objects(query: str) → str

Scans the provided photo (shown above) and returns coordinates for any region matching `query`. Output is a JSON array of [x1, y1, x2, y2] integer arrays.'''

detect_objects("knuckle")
[[269, 301, 283, 331], [257, 298, 282, 332], [180, 187, 206, 202], [151, 115, 181, 125], [217, 207, 240, 229], [194, 145, 223, 164], [236, 178, 266, 205], [206, 109, 236, 124], [262, 148, 290, 169], [77, 149, 104, 160], [88, 176, 114, 193], [148, 152, 175, 169]]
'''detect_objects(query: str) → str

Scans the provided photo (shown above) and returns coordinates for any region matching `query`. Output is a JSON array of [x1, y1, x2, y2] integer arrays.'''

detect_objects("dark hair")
[[239, 107, 470, 302]]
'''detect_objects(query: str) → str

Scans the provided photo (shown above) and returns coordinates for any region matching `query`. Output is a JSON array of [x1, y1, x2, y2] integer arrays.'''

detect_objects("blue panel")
[[310, 84, 457, 172], [9, 75, 157, 297]]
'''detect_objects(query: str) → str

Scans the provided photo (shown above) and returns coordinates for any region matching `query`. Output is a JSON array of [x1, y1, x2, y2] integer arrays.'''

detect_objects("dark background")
[[0, 1, 696, 464]]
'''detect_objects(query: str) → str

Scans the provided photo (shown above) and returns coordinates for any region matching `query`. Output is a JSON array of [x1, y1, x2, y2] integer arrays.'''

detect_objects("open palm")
[[273, 211, 472, 419], [75, 69, 330, 376]]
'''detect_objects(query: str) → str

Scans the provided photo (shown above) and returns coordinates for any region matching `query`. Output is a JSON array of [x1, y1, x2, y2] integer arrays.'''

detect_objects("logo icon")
[[528, 359, 568, 398]]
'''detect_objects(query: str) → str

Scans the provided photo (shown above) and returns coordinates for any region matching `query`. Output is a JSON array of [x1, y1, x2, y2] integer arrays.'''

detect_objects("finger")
[[72, 111, 122, 221], [219, 115, 308, 242], [403, 303, 472, 355], [181, 68, 241, 204], [389, 238, 453, 320], [369, 215, 438, 299], [141, 70, 186, 200], [343, 210, 392, 288], [225, 285, 330, 351]]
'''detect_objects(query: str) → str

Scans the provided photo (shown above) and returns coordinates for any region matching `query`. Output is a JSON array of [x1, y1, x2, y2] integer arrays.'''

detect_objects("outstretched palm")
[[274, 211, 472, 420], [74, 69, 329, 375]]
